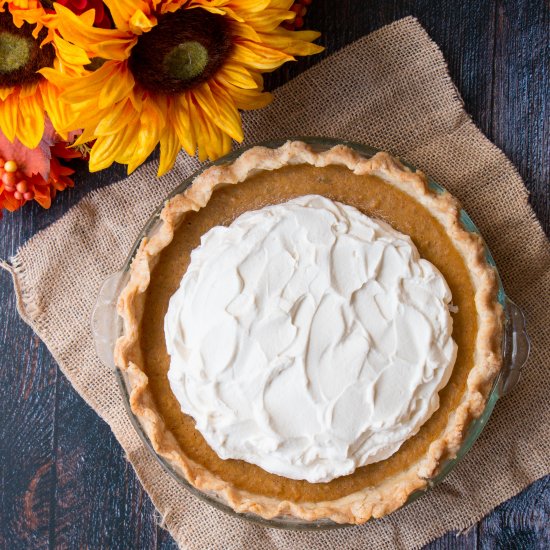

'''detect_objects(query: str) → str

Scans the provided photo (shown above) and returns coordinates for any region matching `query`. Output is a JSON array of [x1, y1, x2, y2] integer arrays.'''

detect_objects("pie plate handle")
[[91, 271, 125, 370], [499, 298, 531, 397]]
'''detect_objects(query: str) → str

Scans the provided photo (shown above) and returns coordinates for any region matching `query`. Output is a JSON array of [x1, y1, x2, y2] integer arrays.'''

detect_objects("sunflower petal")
[[105, 0, 151, 31], [259, 29, 324, 56], [54, 3, 135, 60], [230, 21, 261, 43], [227, 0, 271, 13], [268, 0, 294, 8], [208, 81, 244, 142], [189, 98, 222, 161], [17, 93, 45, 149], [127, 95, 166, 173], [238, 9, 294, 32], [89, 127, 135, 171], [128, 8, 157, 35], [158, 125, 180, 176], [71, 126, 96, 147], [216, 62, 259, 90], [232, 40, 294, 71], [172, 94, 197, 157], [0, 86, 14, 101], [95, 98, 139, 136], [40, 81, 76, 137], [98, 63, 135, 109], [0, 94, 19, 142], [221, 80, 273, 110], [53, 34, 91, 66]]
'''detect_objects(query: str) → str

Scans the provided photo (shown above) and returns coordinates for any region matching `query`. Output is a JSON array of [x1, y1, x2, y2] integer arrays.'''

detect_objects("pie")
[[114, 141, 503, 524]]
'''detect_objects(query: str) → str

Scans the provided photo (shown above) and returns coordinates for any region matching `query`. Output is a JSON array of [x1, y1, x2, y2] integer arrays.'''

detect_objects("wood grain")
[[0, 1, 548, 548]]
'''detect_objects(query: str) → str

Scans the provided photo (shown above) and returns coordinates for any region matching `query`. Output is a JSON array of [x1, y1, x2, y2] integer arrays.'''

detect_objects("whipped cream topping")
[[165, 195, 457, 483]]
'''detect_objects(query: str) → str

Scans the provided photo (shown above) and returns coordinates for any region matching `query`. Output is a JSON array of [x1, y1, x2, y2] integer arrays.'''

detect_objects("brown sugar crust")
[[114, 141, 503, 524]]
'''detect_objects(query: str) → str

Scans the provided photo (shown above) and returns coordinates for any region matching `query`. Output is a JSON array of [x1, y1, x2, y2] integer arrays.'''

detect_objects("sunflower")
[[0, 1, 81, 149], [42, 0, 323, 176]]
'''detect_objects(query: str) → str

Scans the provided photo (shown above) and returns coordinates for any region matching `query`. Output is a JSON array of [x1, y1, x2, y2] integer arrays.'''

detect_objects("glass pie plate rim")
[[92, 137, 530, 531]]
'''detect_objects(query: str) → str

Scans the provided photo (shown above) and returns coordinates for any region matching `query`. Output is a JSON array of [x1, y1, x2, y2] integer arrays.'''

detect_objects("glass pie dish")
[[92, 137, 530, 530]]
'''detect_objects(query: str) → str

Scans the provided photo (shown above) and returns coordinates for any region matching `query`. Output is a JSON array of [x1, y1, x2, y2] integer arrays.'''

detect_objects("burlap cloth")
[[2, 17, 549, 549]]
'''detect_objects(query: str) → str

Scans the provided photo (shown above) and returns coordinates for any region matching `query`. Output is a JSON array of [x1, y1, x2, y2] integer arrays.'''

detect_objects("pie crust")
[[114, 141, 503, 524]]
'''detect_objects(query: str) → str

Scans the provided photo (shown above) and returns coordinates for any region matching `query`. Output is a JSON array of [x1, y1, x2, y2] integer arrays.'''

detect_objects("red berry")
[[301, 0, 312, 5], [290, 4, 301, 14], [23, 191, 34, 201], [16, 180, 28, 193], [4, 160, 17, 173], [295, 16, 304, 28], [13, 191, 23, 200], [2, 172, 16, 187]]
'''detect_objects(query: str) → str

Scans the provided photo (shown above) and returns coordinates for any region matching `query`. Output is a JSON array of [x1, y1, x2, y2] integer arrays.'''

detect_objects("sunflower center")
[[129, 8, 232, 94], [0, 12, 55, 87], [0, 33, 31, 73], [163, 41, 209, 82]]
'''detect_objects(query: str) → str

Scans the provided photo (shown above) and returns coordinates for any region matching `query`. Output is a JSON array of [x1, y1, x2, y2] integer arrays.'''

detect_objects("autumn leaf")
[[0, 119, 56, 180]]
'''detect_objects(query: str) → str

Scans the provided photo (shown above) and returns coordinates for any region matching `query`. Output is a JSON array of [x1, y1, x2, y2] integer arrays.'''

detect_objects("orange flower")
[[0, 141, 77, 216]]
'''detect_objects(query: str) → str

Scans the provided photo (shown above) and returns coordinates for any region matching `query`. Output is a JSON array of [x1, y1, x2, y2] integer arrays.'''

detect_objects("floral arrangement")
[[0, 0, 321, 216]]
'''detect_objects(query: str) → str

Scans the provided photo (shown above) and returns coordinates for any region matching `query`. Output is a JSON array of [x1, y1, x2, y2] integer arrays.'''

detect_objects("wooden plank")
[[0, 289, 56, 549], [50, 374, 161, 548], [478, 475, 550, 548], [490, 0, 550, 236]]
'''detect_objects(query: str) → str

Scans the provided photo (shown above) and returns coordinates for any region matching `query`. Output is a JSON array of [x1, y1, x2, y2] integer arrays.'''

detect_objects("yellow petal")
[[227, 0, 271, 13], [19, 83, 39, 98], [230, 21, 261, 43], [158, 125, 180, 176], [216, 63, 259, 90], [232, 40, 294, 71], [259, 29, 324, 56], [191, 83, 220, 125], [268, 0, 294, 9], [92, 37, 137, 60], [17, 92, 45, 149], [172, 93, 196, 157], [128, 8, 156, 35], [89, 129, 135, 171], [127, 95, 166, 173], [95, 98, 139, 136], [105, 0, 151, 31], [238, 9, 293, 32], [71, 126, 97, 147], [0, 86, 15, 101], [157, 0, 187, 14], [53, 34, 91, 66], [77, 8, 97, 27], [58, 61, 132, 111], [98, 62, 135, 109], [221, 80, 273, 110], [40, 80, 76, 137], [189, 98, 231, 161], [39, 66, 73, 88], [208, 82, 244, 142], [0, 94, 19, 142], [54, 3, 135, 60]]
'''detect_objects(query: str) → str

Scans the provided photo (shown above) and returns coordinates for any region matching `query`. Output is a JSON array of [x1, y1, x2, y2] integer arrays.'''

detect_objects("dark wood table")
[[1, 1, 548, 548]]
